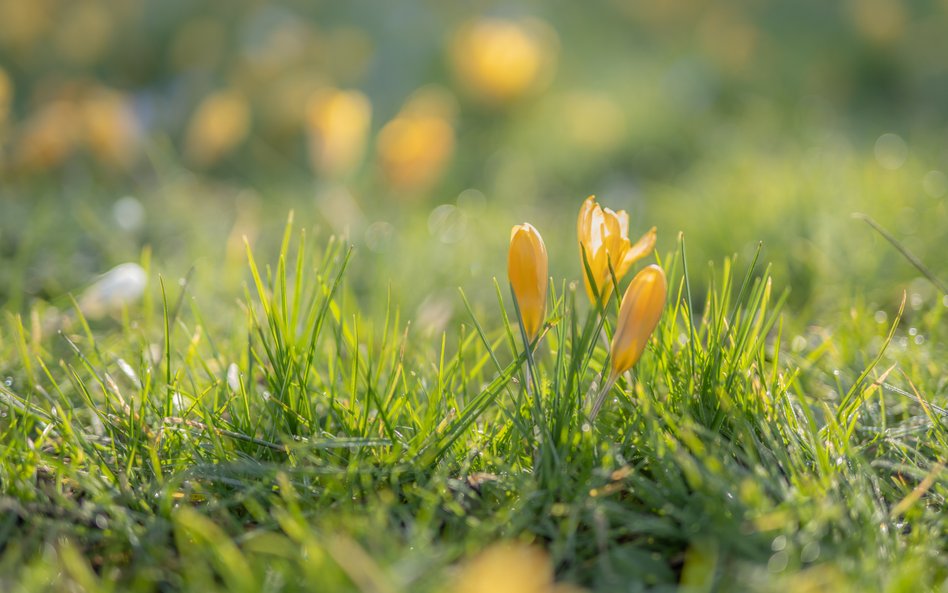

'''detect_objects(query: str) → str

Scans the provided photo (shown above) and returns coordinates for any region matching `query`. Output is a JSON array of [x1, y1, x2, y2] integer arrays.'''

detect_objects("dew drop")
[[113, 196, 145, 231]]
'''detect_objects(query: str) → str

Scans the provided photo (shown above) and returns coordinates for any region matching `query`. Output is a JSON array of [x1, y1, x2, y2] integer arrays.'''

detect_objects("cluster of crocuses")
[[507, 196, 667, 419]]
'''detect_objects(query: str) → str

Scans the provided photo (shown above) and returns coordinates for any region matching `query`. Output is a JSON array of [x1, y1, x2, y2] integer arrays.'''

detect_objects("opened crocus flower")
[[508, 223, 548, 343], [577, 195, 656, 305], [590, 264, 667, 419]]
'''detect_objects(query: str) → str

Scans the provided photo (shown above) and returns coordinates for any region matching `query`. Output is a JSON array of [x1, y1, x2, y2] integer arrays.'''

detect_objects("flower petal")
[[622, 226, 657, 268], [610, 264, 666, 377], [508, 223, 548, 341]]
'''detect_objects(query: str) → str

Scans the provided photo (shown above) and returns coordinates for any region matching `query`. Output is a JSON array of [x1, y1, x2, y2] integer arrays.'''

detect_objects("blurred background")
[[2, 0, 948, 331]]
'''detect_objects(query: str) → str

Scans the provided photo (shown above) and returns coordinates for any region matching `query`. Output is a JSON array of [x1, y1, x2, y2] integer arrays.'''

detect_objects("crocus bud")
[[507, 223, 548, 342], [609, 264, 666, 378]]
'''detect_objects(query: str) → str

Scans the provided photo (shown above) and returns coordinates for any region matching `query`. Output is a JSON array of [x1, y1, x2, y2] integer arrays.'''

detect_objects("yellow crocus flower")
[[507, 223, 548, 342], [590, 264, 666, 419], [610, 264, 667, 377], [577, 195, 656, 305]]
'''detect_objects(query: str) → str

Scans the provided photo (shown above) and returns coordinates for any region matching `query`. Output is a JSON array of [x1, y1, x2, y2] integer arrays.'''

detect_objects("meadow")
[[1, 1, 948, 591]]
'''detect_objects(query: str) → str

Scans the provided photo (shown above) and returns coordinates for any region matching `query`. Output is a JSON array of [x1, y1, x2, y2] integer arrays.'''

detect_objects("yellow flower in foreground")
[[609, 264, 667, 378], [453, 542, 586, 593], [577, 195, 656, 304], [508, 223, 548, 342]]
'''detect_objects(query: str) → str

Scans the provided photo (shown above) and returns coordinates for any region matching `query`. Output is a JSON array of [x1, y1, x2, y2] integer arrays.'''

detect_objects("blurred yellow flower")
[[184, 89, 251, 167], [452, 542, 585, 593], [376, 87, 455, 192], [305, 87, 371, 179], [8, 82, 140, 172], [15, 100, 80, 171], [450, 18, 556, 106], [609, 264, 666, 378], [577, 196, 656, 305], [0, 67, 11, 129], [508, 223, 548, 342], [80, 88, 139, 168]]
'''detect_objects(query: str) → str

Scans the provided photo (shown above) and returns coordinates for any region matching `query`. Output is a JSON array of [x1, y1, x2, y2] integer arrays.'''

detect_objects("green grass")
[[1, 201, 946, 592], [3, 1, 948, 588]]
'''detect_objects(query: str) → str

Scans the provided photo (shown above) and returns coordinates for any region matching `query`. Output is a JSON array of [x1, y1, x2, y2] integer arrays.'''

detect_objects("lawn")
[[2, 1, 948, 592]]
